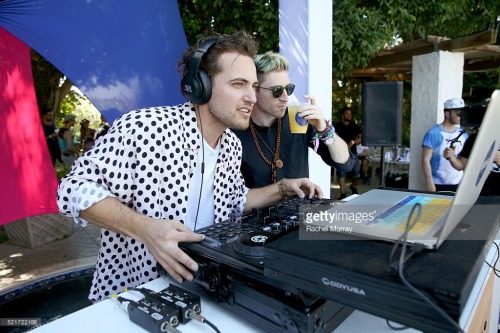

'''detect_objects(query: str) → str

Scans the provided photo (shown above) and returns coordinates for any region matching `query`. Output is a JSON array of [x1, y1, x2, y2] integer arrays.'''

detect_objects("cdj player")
[[179, 196, 353, 333]]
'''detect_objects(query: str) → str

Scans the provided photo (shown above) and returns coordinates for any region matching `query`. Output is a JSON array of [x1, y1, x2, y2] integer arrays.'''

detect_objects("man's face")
[[342, 109, 352, 122], [254, 70, 291, 119], [45, 112, 54, 121], [207, 52, 258, 131], [447, 109, 462, 125]]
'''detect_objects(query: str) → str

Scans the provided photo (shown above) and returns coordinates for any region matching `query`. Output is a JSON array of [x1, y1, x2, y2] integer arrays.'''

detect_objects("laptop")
[[309, 90, 500, 249]]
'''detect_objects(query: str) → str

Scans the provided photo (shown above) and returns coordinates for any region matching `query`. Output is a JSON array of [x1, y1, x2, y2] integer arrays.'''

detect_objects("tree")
[[178, 0, 279, 52], [31, 49, 74, 119], [334, 0, 499, 77], [178, 0, 498, 81]]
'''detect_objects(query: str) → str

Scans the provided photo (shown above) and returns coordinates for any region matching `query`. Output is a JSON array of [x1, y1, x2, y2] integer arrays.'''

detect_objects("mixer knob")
[[271, 223, 281, 232], [242, 222, 250, 231]]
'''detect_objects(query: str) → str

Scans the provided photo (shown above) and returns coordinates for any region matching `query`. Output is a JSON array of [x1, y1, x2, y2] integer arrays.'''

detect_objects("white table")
[[30, 238, 500, 333], [368, 157, 410, 183]]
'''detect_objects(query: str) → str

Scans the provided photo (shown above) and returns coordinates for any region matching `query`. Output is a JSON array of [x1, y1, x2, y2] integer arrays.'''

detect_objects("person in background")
[[80, 119, 96, 153], [334, 107, 361, 199], [233, 51, 353, 188], [58, 114, 79, 168], [422, 98, 468, 192], [56, 31, 322, 303], [40, 108, 62, 165], [356, 137, 370, 184], [94, 114, 110, 141]]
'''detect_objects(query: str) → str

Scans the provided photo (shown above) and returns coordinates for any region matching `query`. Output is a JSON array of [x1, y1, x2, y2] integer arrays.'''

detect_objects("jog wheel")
[[232, 231, 273, 257]]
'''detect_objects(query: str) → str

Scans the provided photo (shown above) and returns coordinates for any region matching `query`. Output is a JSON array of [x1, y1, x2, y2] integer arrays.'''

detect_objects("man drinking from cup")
[[233, 51, 354, 188]]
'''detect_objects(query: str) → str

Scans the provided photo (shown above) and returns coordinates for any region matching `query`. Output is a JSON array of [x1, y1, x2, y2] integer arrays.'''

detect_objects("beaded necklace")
[[249, 119, 283, 183]]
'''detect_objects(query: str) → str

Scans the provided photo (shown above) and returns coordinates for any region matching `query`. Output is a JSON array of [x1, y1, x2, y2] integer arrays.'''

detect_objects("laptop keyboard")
[[366, 195, 453, 235]]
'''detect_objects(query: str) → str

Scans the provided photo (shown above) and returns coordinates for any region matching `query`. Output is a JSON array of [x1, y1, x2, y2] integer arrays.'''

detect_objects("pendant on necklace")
[[275, 159, 283, 169]]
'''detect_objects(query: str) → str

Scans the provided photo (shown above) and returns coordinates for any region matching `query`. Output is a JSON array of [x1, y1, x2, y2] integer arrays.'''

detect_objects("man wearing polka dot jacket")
[[56, 31, 323, 302]]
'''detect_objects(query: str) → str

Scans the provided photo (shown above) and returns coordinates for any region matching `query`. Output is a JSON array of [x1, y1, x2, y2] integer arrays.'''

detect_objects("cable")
[[484, 241, 500, 278], [387, 203, 465, 333], [193, 104, 205, 232], [386, 203, 424, 276], [187, 311, 222, 333], [385, 319, 408, 331]]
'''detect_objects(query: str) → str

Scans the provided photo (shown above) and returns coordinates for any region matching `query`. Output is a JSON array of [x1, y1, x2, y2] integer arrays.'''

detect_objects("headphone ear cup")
[[180, 38, 217, 105], [181, 75, 201, 103], [196, 69, 212, 105]]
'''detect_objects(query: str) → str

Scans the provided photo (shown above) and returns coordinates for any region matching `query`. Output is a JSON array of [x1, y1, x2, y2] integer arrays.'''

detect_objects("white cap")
[[444, 98, 465, 110]]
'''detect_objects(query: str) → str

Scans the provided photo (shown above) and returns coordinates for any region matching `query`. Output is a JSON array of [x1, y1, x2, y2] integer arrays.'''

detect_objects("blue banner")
[[0, 0, 188, 122]]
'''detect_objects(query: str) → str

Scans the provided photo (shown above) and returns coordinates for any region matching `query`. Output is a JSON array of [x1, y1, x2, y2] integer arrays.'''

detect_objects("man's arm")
[[245, 178, 323, 213], [443, 147, 467, 171], [421, 146, 436, 192], [64, 130, 79, 156], [79, 197, 204, 283], [324, 134, 349, 163]]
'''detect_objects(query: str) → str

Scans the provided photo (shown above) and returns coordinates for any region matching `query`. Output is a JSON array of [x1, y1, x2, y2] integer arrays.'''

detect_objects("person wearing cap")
[[421, 98, 469, 192], [443, 98, 500, 196], [58, 114, 79, 168]]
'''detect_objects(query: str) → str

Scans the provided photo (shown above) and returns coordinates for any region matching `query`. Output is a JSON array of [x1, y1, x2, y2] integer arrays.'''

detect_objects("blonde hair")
[[254, 51, 289, 81]]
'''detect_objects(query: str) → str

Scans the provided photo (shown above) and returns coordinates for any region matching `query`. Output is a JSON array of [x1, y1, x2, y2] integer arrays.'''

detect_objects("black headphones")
[[181, 38, 218, 104]]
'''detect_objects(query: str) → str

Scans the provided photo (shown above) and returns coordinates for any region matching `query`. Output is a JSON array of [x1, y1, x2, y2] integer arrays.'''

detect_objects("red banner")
[[0, 28, 59, 225]]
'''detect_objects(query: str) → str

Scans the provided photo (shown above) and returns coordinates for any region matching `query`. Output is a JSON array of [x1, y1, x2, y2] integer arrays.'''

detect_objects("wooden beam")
[[464, 58, 500, 71], [366, 30, 497, 68]]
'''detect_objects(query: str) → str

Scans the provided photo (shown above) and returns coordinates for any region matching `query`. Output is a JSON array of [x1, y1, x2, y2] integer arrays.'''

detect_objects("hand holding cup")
[[287, 102, 309, 133]]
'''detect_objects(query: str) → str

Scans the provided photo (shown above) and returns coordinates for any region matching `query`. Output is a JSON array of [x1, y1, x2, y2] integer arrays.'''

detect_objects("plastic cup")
[[287, 102, 308, 134]]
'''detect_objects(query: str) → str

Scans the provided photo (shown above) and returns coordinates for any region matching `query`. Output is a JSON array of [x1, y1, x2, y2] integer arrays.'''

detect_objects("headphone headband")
[[181, 38, 218, 104]]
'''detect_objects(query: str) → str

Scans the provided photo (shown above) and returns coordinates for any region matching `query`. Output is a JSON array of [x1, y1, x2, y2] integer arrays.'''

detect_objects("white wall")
[[279, 0, 333, 197], [409, 51, 464, 190]]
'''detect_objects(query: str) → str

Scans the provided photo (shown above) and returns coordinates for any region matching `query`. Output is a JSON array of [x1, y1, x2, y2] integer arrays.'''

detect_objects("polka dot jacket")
[[56, 103, 248, 302]]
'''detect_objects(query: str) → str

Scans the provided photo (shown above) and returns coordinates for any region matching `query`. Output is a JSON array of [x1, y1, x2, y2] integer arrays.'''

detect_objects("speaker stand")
[[379, 147, 386, 187]]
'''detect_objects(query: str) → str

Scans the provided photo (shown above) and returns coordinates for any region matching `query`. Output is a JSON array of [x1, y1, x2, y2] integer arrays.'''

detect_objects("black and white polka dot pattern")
[[57, 103, 248, 302]]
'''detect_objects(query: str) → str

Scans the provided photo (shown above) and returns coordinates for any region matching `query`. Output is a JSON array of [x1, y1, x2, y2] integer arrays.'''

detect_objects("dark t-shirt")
[[42, 122, 61, 160], [334, 120, 361, 155], [233, 111, 355, 188], [460, 133, 500, 196]]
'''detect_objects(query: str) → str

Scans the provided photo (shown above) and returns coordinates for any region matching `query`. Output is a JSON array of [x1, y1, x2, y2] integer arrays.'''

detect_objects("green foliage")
[[463, 71, 500, 103], [177, 0, 279, 52], [30, 50, 64, 111], [55, 160, 71, 182], [332, 79, 362, 123], [333, 0, 391, 77], [334, 0, 499, 77], [57, 90, 82, 127]]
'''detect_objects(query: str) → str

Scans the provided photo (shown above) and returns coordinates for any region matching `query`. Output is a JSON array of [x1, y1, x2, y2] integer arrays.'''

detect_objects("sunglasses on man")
[[258, 83, 295, 98], [445, 109, 463, 116]]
